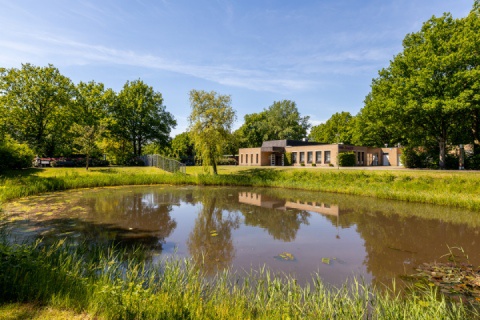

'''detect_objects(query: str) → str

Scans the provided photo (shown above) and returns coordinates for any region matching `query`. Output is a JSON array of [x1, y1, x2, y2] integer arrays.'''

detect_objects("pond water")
[[2, 185, 480, 287]]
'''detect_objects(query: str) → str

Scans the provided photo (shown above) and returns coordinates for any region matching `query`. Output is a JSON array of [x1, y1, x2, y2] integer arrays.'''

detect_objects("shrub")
[[311, 163, 316, 167], [284, 152, 292, 166], [0, 136, 35, 171], [300, 163, 305, 166], [217, 158, 237, 166], [337, 152, 355, 167], [126, 157, 145, 166]]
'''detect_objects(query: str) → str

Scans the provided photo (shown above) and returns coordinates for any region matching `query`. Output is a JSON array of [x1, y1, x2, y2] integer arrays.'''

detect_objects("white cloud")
[[0, 30, 319, 93]]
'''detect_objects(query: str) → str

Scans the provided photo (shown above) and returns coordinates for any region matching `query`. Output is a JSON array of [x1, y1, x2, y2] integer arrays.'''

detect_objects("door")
[[383, 153, 390, 166]]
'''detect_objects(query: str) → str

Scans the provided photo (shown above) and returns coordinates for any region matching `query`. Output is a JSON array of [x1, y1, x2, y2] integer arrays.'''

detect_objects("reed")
[[0, 236, 476, 319], [1, 166, 480, 210]]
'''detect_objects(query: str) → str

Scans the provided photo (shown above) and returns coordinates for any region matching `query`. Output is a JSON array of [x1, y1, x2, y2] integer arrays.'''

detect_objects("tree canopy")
[[236, 100, 310, 148], [309, 112, 355, 144], [108, 80, 176, 157], [360, 4, 480, 168], [188, 90, 236, 174], [0, 63, 75, 156]]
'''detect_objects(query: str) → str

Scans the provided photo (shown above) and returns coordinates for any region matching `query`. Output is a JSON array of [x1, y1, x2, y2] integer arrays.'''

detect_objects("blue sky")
[[0, 0, 473, 136]]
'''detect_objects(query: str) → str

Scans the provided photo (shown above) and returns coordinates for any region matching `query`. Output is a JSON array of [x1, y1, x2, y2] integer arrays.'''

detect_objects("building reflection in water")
[[238, 191, 340, 217]]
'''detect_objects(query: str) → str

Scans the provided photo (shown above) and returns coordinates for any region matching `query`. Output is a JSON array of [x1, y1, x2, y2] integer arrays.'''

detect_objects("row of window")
[[240, 153, 259, 164], [292, 151, 331, 164]]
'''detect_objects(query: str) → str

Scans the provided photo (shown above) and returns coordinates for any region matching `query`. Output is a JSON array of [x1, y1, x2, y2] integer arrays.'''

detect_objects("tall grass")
[[0, 236, 476, 319], [1, 166, 480, 209]]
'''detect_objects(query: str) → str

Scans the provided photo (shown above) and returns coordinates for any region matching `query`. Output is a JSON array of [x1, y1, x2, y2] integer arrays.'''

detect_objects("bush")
[[125, 157, 145, 166], [284, 152, 292, 166], [401, 147, 436, 169], [0, 136, 35, 171], [217, 158, 237, 165], [311, 163, 316, 167], [337, 152, 355, 167]]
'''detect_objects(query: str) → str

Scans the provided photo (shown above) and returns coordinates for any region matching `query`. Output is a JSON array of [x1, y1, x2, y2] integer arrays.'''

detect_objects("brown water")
[[2, 185, 480, 287]]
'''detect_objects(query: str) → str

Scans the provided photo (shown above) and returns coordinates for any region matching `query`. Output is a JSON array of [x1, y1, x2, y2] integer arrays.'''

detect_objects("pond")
[[2, 185, 480, 287]]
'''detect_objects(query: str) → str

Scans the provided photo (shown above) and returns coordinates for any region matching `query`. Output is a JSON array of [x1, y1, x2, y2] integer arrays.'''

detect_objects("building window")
[[316, 151, 322, 163], [324, 151, 331, 164], [251, 154, 253, 164], [246, 154, 248, 164], [300, 152, 305, 163], [256, 153, 259, 164], [292, 152, 297, 163], [241, 154, 243, 164], [307, 151, 313, 163]]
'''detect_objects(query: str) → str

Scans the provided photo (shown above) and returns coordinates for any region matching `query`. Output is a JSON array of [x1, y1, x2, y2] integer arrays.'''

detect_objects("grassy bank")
[[0, 237, 476, 320], [1, 166, 480, 210], [1, 167, 480, 318]]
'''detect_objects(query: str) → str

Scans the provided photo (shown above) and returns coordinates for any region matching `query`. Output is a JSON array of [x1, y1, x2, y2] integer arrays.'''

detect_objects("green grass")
[[1, 166, 480, 318], [0, 237, 476, 320], [1, 166, 480, 210]]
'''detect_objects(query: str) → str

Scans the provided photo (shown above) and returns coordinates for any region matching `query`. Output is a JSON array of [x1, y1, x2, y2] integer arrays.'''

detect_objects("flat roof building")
[[238, 140, 402, 167]]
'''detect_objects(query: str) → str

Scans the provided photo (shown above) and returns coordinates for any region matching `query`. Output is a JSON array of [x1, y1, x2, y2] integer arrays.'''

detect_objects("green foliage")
[[361, 6, 480, 168], [108, 80, 176, 156], [235, 100, 310, 148], [0, 63, 75, 156], [0, 236, 476, 319], [0, 136, 35, 172], [284, 152, 292, 166], [337, 152, 356, 167], [309, 112, 355, 144], [170, 132, 194, 162], [188, 90, 236, 175]]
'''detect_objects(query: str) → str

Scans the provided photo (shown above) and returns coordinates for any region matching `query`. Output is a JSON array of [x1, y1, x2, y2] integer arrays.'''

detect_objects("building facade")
[[238, 140, 402, 167]]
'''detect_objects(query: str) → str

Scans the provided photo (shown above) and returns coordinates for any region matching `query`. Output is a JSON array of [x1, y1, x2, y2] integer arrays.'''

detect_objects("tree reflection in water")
[[187, 195, 240, 275]]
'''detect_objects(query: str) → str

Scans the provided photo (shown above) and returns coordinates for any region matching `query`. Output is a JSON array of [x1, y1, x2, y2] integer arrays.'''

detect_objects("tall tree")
[[235, 100, 310, 147], [109, 80, 176, 157], [0, 63, 75, 156], [188, 90, 236, 175], [263, 100, 310, 141], [309, 112, 355, 144], [362, 5, 480, 168]]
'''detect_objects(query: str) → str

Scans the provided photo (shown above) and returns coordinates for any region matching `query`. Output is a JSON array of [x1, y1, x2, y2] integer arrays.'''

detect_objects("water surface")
[[3, 185, 480, 287]]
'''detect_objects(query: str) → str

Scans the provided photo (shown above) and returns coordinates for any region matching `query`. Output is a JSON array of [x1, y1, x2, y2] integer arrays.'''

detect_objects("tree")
[[170, 132, 194, 162], [188, 90, 236, 175], [309, 112, 355, 144], [0, 63, 75, 156], [235, 100, 310, 147], [362, 5, 480, 168], [70, 81, 111, 169], [109, 80, 176, 157], [70, 123, 104, 170], [235, 112, 269, 148]]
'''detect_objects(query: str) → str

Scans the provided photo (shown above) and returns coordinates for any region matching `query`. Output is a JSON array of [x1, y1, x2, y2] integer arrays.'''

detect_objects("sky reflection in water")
[[3, 185, 480, 287]]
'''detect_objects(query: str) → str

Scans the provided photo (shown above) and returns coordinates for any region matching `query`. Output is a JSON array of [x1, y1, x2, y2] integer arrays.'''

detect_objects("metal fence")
[[141, 154, 186, 174]]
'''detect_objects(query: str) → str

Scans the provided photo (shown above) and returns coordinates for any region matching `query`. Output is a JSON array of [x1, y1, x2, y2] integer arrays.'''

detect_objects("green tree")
[[235, 100, 310, 147], [263, 100, 310, 141], [170, 132, 194, 162], [0, 63, 75, 156], [235, 112, 269, 148], [109, 80, 176, 157], [70, 123, 104, 170], [309, 112, 355, 144], [188, 90, 236, 175], [70, 81, 112, 169], [362, 5, 480, 168]]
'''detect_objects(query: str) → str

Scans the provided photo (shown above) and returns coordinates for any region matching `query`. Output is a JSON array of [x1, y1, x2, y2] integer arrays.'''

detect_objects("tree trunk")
[[438, 137, 446, 169], [86, 153, 89, 170], [212, 158, 218, 175]]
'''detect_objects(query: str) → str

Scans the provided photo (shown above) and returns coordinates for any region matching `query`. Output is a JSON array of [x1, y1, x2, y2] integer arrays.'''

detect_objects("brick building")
[[238, 140, 402, 167]]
